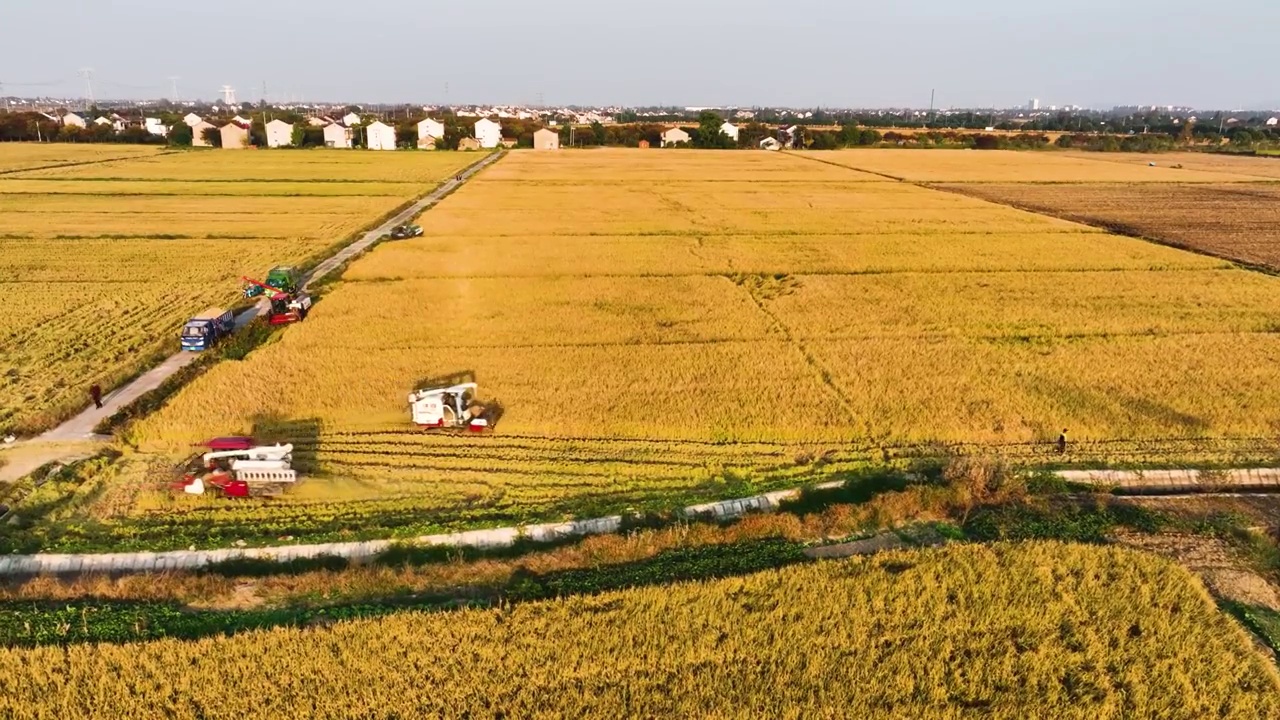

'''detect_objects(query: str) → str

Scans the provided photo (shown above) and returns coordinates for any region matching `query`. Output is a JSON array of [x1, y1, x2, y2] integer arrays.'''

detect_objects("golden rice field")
[[87, 148, 1280, 538], [0, 143, 164, 173], [12, 148, 475, 182], [0, 543, 1274, 719], [0, 146, 477, 433]]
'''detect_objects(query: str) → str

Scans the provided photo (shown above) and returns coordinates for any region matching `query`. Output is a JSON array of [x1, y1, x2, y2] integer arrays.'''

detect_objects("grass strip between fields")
[[2, 482, 1276, 653]]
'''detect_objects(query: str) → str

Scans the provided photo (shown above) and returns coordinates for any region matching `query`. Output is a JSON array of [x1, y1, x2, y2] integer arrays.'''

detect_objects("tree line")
[[4, 106, 1277, 154]]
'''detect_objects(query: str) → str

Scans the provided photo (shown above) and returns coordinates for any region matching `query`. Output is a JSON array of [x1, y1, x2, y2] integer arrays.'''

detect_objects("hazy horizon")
[[3, 0, 1277, 110]]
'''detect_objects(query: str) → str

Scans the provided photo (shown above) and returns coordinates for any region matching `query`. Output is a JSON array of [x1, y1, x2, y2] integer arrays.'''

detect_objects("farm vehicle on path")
[[181, 307, 235, 352], [243, 266, 300, 298], [390, 224, 423, 239], [241, 276, 312, 325]]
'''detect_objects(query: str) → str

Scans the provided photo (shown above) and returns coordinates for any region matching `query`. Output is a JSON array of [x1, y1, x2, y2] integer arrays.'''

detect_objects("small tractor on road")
[[390, 224, 423, 240], [409, 382, 491, 431], [175, 436, 298, 497], [241, 276, 312, 325]]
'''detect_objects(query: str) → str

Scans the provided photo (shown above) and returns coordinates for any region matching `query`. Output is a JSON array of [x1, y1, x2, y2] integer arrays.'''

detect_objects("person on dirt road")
[[1056, 429, 1067, 454], [90, 384, 103, 410]]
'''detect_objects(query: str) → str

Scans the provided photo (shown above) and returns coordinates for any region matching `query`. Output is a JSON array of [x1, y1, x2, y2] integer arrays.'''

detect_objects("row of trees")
[[6, 107, 1278, 154]]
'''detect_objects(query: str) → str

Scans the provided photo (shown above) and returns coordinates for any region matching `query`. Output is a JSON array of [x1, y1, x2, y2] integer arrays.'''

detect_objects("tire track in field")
[[733, 275, 861, 427]]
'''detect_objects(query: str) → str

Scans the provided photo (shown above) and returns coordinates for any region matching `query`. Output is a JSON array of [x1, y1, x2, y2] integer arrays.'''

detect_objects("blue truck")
[[181, 308, 235, 352]]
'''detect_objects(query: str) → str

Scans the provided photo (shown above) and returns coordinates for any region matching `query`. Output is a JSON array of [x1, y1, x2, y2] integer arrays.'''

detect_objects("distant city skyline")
[[3, 0, 1277, 110]]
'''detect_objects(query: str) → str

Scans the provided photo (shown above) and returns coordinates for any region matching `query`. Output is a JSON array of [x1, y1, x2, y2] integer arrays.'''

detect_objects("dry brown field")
[[1063, 150, 1280, 180], [941, 182, 1280, 271], [805, 148, 1263, 182]]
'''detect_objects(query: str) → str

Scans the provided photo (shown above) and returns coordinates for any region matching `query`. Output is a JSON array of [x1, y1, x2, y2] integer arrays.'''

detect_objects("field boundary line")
[[780, 150, 907, 182], [733, 277, 861, 427], [2, 467, 1280, 575]]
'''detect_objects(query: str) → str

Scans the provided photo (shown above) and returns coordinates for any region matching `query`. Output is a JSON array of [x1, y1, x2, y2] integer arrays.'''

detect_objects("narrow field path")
[[0, 151, 504, 482], [2, 467, 1278, 576]]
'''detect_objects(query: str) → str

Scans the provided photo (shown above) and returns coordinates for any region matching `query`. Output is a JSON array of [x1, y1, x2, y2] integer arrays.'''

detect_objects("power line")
[[0, 78, 69, 87]]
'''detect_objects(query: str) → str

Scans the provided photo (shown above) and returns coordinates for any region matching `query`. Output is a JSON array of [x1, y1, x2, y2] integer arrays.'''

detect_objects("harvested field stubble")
[[0, 543, 1274, 719], [1064, 151, 1280, 180], [804, 148, 1263, 182], [938, 182, 1280, 272]]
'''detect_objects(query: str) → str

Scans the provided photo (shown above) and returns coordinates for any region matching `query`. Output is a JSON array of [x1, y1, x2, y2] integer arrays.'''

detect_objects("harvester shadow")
[[412, 370, 478, 391], [249, 415, 324, 474]]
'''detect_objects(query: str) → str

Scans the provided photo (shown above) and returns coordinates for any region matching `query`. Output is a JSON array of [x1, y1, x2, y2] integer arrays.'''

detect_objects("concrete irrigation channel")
[[1, 467, 1278, 577]]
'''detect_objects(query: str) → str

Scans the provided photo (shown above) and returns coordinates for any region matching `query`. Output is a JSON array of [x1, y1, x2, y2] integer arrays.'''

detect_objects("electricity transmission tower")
[[168, 76, 180, 102], [78, 68, 95, 109]]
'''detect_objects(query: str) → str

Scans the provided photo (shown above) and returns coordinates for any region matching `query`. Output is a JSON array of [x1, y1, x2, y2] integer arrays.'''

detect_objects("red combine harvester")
[[241, 276, 313, 325], [173, 437, 299, 498]]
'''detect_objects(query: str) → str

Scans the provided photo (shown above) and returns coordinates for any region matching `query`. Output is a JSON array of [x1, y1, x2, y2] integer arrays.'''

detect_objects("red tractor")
[[241, 276, 313, 325]]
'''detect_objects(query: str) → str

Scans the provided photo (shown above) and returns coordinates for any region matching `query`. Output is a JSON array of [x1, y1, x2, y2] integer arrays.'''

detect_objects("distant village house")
[[661, 127, 690, 147], [265, 119, 294, 148], [533, 127, 559, 151], [191, 121, 216, 147], [323, 123, 353, 149], [219, 122, 250, 149], [417, 118, 445, 149], [474, 118, 502, 149], [365, 121, 396, 150]]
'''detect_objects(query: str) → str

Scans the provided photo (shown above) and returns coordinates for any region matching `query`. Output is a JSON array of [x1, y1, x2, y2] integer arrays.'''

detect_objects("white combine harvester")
[[178, 438, 299, 497], [408, 382, 490, 431]]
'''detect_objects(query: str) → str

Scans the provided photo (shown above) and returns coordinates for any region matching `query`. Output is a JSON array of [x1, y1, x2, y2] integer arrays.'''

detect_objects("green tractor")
[[244, 266, 300, 298]]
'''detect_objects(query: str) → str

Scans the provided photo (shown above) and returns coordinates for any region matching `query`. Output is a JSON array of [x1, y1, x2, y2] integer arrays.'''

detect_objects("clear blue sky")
[[2, 0, 1276, 109]]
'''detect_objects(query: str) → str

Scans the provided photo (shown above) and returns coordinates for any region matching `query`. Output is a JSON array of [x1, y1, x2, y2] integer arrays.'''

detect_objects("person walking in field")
[[89, 384, 103, 410], [1056, 429, 1068, 454]]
